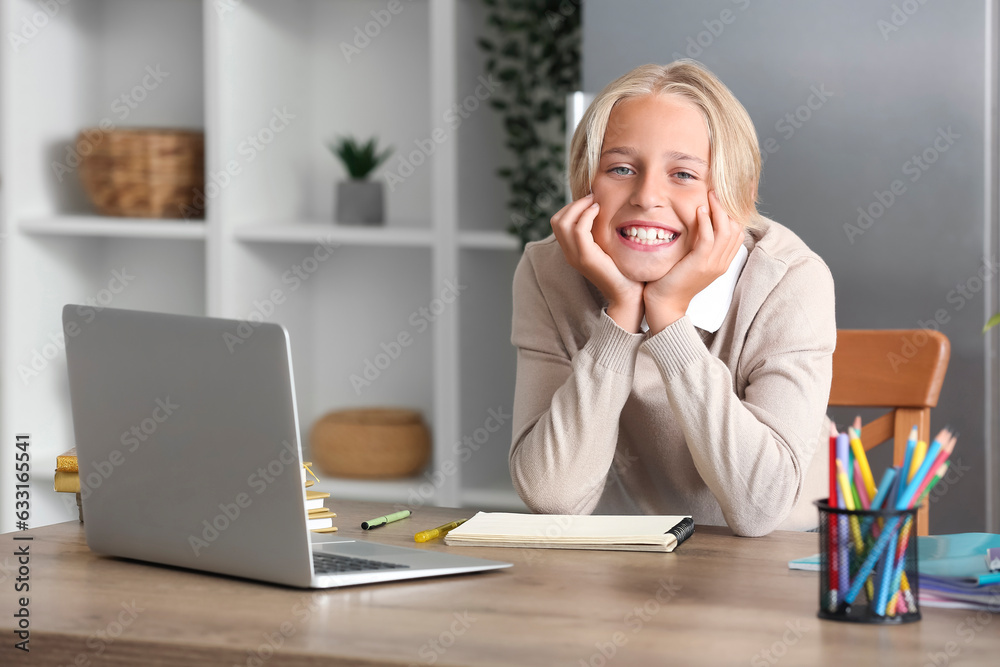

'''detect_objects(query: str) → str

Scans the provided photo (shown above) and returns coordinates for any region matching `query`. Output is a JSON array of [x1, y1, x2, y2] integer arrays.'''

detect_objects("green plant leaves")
[[329, 136, 393, 180], [477, 0, 581, 249]]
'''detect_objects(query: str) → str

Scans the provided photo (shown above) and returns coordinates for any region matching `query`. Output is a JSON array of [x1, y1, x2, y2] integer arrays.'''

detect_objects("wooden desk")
[[2, 499, 997, 666]]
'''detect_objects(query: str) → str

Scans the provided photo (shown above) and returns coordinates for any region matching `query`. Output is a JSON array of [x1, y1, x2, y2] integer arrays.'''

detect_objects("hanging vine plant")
[[478, 0, 582, 248]]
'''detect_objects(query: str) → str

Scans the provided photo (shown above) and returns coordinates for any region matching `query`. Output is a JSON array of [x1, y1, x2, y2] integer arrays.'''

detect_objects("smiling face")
[[590, 94, 713, 283]]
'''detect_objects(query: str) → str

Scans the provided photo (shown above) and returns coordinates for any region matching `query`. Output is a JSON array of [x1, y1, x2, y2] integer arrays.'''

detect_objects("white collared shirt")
[[640, 244, 749, 334]]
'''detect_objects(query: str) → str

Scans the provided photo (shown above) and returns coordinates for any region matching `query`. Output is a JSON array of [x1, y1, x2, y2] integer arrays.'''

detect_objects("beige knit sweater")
[[509, 217, 836, 537]]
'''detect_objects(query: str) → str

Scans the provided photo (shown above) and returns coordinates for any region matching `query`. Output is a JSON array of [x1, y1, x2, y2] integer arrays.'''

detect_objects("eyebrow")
[[601, 146, 709, 168]]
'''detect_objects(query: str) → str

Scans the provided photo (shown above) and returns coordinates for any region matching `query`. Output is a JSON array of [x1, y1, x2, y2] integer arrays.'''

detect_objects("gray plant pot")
[[335, 180, 384, 225]]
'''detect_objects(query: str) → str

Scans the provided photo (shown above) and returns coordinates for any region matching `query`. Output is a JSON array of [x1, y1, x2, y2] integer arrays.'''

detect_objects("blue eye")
[[674, 171, 695, 180], [610, 166, 634, 176]]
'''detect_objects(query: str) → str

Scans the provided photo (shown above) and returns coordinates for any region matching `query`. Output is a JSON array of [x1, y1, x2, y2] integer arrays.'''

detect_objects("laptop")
[[62, 305, 511, 588]]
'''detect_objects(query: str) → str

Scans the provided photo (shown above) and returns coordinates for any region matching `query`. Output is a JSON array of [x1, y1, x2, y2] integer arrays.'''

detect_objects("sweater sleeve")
[[508, 251, 645, 514], [643, 256, 836, 537]]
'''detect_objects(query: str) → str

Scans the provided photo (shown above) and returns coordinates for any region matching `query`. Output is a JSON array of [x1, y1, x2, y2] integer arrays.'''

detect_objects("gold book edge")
[[54, 471, 80, 493], [56, 448, 79, 473]]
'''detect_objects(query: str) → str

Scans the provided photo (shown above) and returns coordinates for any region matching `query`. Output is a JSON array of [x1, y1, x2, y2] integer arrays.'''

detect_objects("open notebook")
[[444, 512, 694, 553]]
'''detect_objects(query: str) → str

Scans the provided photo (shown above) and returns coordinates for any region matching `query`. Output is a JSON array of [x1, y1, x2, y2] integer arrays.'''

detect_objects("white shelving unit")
[[0, 0, 527, 532]]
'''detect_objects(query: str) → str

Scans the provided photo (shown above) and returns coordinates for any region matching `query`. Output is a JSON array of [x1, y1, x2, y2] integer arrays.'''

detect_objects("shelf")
[[311, 476, 434, 506], [458, 230, 521, 250], [19, 216, 207, 240], [235, 223, 435, 248]]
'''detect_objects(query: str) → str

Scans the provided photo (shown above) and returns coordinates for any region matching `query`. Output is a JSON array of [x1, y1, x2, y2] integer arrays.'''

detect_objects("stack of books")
[[303, 462, 337, 534], [54, 449, 338, 534], [53, 447, 83, 521]]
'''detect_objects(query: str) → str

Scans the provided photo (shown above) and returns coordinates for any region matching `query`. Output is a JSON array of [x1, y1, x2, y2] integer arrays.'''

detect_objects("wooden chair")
[[829, 329, 951, 536]]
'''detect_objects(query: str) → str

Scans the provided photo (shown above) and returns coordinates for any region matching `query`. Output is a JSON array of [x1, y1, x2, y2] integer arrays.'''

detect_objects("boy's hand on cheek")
[[552, 194, 645, 332], [643, 191, 744, 334]]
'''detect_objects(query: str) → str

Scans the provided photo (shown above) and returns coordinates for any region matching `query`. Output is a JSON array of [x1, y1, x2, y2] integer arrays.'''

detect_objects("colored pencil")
[[898, 426, 918, 504], [898, 429, 951, 509], [844, 429, 954, 606], [853, 459, 871, 509], [848, 424, 877, 500], [911, 439, 955, 505], [837, 459, 873, 602], [909, 440, 928, 484], [828, 422, 839, 610]]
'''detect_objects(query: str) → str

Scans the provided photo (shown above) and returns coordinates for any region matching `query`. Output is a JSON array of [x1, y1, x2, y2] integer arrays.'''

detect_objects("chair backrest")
[[829, 329, 951, 536]]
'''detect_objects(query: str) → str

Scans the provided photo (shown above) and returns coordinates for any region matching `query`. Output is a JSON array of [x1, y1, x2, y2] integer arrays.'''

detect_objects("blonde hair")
[[569, 60, 763, 231]]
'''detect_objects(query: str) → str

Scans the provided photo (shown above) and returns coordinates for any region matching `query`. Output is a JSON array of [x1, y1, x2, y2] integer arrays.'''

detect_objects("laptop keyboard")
[[312, 551, 411, 574]]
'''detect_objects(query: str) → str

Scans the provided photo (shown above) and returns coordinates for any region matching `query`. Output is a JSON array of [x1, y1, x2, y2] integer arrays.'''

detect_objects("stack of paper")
[[916, 533, 1000, 610]]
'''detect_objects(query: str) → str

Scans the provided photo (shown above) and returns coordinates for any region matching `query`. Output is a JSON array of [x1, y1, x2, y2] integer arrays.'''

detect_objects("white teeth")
[[620, 226, 678, 245]]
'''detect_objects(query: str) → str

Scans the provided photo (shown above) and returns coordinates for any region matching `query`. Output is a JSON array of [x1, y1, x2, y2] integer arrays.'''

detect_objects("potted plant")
[[329, 136, 393, 225]]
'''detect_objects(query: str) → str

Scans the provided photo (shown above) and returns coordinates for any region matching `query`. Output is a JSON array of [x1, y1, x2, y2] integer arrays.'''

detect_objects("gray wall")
[[583, 0, 997, 533]]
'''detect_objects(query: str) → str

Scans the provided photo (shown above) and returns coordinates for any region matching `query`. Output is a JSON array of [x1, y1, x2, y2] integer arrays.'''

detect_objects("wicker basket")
[[76, 127, 205, 219], [309, 408, 431, 479]]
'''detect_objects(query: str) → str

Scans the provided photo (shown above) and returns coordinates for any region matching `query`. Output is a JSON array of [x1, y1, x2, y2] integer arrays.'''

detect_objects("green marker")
[[361, 510, 411, 530]]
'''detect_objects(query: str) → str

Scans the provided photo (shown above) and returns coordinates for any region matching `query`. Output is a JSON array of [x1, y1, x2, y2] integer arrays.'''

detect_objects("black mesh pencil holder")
[[815, 500, 921, 624]]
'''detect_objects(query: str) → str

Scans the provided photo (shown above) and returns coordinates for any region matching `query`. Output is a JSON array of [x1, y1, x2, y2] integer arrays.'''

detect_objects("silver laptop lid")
[[63, 305, 314, 587]]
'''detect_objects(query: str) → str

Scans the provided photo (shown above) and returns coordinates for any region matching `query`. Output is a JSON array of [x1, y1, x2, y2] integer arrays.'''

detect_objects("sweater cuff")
[[642, 316, 710, 378], [582, 310, 645, 375]]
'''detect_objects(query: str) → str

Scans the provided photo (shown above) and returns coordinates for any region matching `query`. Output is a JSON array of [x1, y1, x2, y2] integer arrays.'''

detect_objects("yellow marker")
[[415, 519, 467, 543], [908, 441, 927, 484], [848, 427, 877, 501]]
